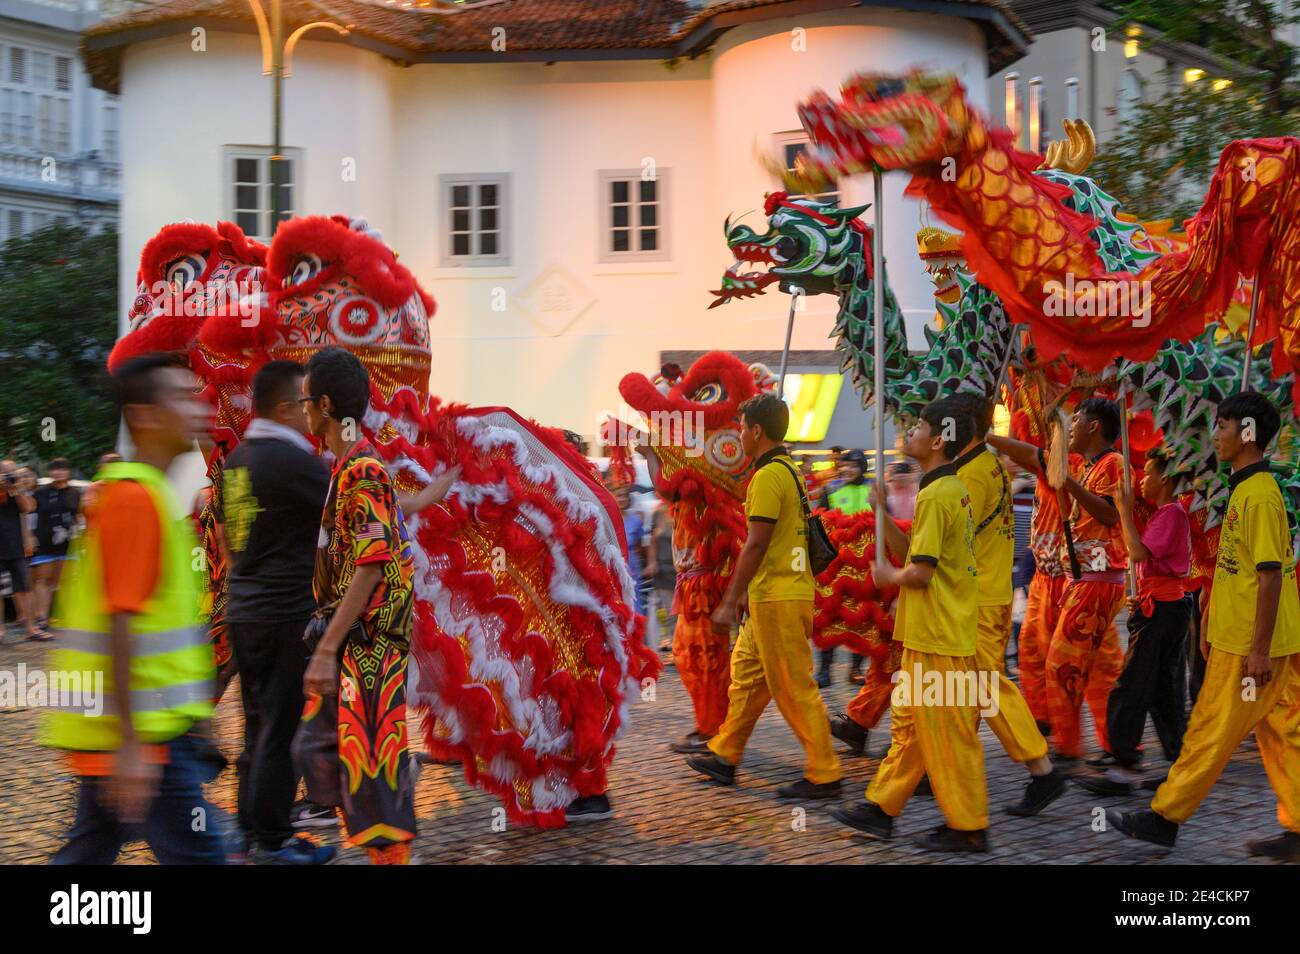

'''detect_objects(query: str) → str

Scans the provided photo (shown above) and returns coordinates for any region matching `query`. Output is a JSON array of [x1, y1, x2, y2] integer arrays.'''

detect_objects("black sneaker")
[[1072, 773, 1136, 797], [566, 794, 614, 822], [291, 801, 338, 830], [1035, 719, 1052, 737], [668, 731, 712, 754], [914, 774, 933, 798], [830, 801, 894, 840], [253, 835, 336, 865], [776, 777, 842, 800], [1086, 752, 1141, 770], [829, 714, 868, 755], [1246, 831, 1300, 863], [914, 824, 988, 853], [687, 753, 736, 786], [1005, 768, 1067, 817], [1106, 808, 1178, 848], [815, 669, 832, 689], [1049, 751, 1081, 771]]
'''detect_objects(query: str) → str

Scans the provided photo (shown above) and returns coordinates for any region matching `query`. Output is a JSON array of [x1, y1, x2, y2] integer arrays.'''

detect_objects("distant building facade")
[[990, 1, 1255, 154], [0, 0, 122, 241]]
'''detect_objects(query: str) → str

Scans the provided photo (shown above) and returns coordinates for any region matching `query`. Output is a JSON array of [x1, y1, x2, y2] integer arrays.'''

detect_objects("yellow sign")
[[782, 373, 842, 442]]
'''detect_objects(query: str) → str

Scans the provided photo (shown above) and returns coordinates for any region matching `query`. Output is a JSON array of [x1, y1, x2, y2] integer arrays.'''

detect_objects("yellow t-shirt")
[[896, 468, 979, 656], [745, 451, 814, 603], [1208, 466, 1300, 657], [956, 445, 1013, 606]]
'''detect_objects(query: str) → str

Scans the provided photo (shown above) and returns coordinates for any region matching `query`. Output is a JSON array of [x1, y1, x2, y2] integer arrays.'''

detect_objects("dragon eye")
[[691, 383, 725, 404], [165, 254, 206, 290], [287, 254, 323, 287]]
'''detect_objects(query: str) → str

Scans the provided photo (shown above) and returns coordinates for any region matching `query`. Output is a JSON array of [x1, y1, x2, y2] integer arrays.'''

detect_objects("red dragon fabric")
[[781, 72, 1300, 398]]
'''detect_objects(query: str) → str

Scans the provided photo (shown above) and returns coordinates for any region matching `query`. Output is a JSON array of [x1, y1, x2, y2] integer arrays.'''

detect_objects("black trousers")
[[231, 615, 312, 850], [1106, 596, 1192, 768]]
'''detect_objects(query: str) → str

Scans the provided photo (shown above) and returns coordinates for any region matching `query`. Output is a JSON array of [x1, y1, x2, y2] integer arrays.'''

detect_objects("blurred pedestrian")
[[647, 503, 677, 653], [0, 459, 39, 642], [42, 353, 224, 864], [30, 457, 81, 636]]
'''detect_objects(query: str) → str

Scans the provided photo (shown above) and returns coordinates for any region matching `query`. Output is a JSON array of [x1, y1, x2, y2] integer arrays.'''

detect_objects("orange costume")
[[670, 500, 732, 738], [1020, 476, 1070, 725], [1046, 450, 1129, 758]]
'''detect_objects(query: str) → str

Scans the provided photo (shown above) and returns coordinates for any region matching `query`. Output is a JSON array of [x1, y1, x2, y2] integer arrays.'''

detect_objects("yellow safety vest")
[[40, 462, 214, 751]]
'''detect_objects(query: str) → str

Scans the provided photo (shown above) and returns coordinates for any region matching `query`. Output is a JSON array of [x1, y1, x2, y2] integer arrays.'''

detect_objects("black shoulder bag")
[[768, 458, 839, 576]]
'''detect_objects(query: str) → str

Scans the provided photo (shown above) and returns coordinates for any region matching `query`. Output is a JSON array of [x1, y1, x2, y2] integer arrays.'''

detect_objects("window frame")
[[438, 173, 511, 268], [597, 168, 670, 264], [0, 41, 72, 153], [222, 145, 304, 242], [772, 131, 840, 205]]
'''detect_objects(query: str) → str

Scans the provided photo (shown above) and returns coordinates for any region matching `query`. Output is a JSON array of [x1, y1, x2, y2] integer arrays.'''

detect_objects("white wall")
[[117, 9, 989, 442], [118, 33, 395, 337]]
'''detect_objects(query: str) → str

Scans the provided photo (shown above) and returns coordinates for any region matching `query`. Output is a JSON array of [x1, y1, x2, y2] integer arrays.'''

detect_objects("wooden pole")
[[1241, 277, 1264, 389], [1117, 381, 1137, 598], [872, 167, 887, 565], [777, 288, 800, 398]]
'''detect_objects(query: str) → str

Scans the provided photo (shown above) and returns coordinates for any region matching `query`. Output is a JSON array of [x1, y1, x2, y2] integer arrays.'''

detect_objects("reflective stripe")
[[58, 626, 205, 659], [50, 680, 213, 717]]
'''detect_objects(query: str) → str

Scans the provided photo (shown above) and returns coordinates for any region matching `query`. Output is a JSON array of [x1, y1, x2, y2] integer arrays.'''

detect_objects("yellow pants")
[[1153, 649, 1300, 829], [976, 604, 1049, 763], [708, 599, 842, 785], [866, 648, 988, 831]]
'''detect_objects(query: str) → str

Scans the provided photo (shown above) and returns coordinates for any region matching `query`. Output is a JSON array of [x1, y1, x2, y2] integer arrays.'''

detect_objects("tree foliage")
[[0, 224, 119, 476], [1094, 0, 1300, 223]]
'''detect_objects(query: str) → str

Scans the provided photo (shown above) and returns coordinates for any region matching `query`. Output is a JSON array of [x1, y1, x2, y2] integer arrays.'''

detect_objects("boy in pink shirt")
[[1076, 447, 1191, 796]]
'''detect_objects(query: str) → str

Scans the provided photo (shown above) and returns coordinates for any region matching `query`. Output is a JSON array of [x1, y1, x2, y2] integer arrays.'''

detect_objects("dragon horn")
[[1042, 119, 1096, 174]]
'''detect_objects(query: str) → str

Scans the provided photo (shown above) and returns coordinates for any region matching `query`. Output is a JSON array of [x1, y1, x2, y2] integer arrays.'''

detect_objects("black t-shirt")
[[34, 484, 82, 557], [223, 436, 331, 622], [0, 494, 25, 560]]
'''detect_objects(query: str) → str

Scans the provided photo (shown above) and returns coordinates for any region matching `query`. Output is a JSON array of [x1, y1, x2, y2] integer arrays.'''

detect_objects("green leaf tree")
[[1093, 0, 1300, 223], [0, 224, 119, 476]]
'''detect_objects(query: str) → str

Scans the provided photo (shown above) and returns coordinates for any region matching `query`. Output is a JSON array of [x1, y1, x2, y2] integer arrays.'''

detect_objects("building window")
[[598, 169, 669, 262], [772, 132, 839, 204], [439, 174, 509, 266], [1118, 69, 1144, 125], [223, 146, 302, 241], [8, 209, 24, 240], [0, 44, 72, 152]]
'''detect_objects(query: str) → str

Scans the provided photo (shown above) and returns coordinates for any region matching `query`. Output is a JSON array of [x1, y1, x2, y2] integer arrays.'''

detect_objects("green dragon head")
[[709, 191, 871, 305], [710, 191, 911, 413]]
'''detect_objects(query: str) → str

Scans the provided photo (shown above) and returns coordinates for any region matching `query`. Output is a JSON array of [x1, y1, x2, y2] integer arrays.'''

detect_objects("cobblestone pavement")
[[0, 635, 1285, 865]]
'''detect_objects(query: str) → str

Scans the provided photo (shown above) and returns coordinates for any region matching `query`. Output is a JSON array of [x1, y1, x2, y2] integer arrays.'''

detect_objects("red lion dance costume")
[[616, 352, 903, 742], [110, 215, 659, 828]]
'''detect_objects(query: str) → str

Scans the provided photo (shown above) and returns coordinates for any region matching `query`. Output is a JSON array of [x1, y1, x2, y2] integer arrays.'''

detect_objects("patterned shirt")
[[315, 440, 414, 642]]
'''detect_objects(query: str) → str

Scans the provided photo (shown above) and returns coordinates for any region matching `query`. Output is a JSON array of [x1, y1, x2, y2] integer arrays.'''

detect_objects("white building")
[[85, 0, 1028, 440], [989, 1, 1256, 155], [0, 0, 123, 241]]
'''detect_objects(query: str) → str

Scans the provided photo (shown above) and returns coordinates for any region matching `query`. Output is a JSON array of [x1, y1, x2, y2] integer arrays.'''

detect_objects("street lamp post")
[[245, 0, 349, 235], [270, 0, 284, 229]]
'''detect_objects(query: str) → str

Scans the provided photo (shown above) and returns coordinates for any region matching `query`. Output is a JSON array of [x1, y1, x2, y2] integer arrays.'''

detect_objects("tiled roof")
[[83, 0, 1030, 92]]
